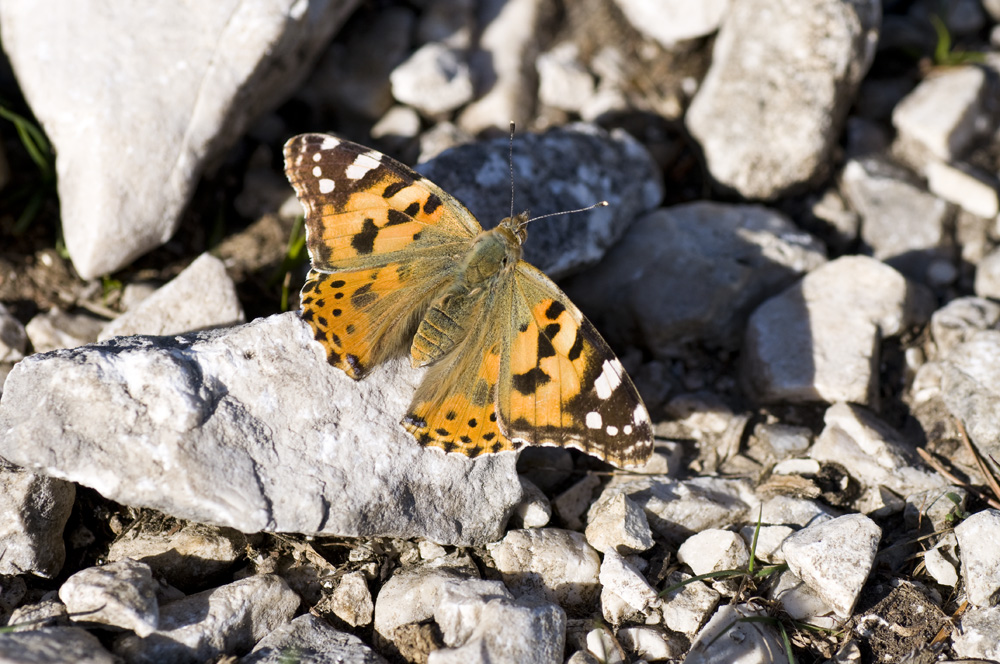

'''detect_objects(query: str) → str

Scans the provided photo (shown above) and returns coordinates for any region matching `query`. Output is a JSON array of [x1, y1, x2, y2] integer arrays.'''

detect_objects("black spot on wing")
[[537, 331, 555, 359], [387, 209, 410, 226], [512, 367, 550, 395], [568, 331, 584, 361], [351, 283, 377, 309], [351, 219, 378, 254], [545, 300, 566, 320], [403, 201, 420, 217], [424, 194, 442, 215], [383, 181, 407, 198]]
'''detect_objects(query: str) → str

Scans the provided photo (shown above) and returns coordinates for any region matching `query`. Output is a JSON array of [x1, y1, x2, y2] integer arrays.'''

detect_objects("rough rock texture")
[[113, 574, 300, 664], [416, 124, 663, 279], [0, 464, 75, 578], [0, 627, 118, 664], [99, 253, 245, 340], [565, 202, 826, 355], [0, 313, 522, 545], [0, 0, 358, 278], [59, 559, 160, 637], [240, 614, 387, 664], [743, 255, 933, 405], [686, 0, 879, 198]]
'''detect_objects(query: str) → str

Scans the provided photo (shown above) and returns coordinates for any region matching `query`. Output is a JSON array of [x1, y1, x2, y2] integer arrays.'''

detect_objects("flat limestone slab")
[[0, 313, 522, 546]]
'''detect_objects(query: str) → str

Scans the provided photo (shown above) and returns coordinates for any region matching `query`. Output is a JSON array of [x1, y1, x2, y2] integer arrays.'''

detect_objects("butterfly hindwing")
[[498, 263, 654, 467], [401, 278, 517, 457]]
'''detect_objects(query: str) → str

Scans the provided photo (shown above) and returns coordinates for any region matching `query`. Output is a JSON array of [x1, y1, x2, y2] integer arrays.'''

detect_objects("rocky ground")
[[2, 0, 1000, 663]]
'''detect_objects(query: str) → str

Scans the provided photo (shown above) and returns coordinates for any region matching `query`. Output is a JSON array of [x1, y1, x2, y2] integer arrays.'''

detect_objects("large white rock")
[[0, 0, 356, 279], [0, 464, 75, 578], [611, 0, 728, 46], [743, 255, 933, 405], [686, 0, 879, 198], [0, 313, 523, 545]]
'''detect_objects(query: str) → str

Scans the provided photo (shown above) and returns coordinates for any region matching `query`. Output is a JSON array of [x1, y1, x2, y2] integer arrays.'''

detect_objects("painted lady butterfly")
[[283, 133, 653, 468]]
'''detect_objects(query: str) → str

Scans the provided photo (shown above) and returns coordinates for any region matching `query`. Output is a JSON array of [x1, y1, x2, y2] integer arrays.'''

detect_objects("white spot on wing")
[[312, 152, 322, 162], [606, 425, 619, 435], [312, 166, 322, 177], [320, 136, 340, 150], [346, 151, 382, 180], [319, 178, 335, 194], [623, 425, 633, 435], [633, 403, 648, 424], [593, 359, 624, 400], [586, 412, 602, 429]]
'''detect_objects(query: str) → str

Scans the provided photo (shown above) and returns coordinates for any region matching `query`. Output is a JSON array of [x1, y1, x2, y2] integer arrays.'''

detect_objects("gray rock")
[[892, 66, 988, 166], [390, 42, 474, 116], [373, 561, 488, 651], [0, 0, 355, 279], [955, 509, 1000, 607], [565, 203, 826, 355], [612, 0, 727, 45], [114, 574, 299, 664], [510, 477, 552, 529], [486, 528, 601, 613], [0, 576, 26, 626], [0, 313, 522, 545], [597, 476, 757, 545], [841, 157, 952, 281], [974, 246, 1000, 301], [940, 330, 1000, 464], [952, 604, 1000, 660], [686, 0, 878, 199], [99, 253, 245, 341], [59, 559, 159, 637], [659, 571, 720, 637], [240, 614, 387, 664], [417, 124, 663, 279], [677, 529, 749, 596], [429, 584, 566, 664], [0, 464, 74, 578], [0, 303, 26, 362], [584, 493, 654, 555], [0, 626, 117, 664], [810, 403, 944, 513], [599, 550, 659, 626], [753, 423, 813, 459], [331, 571, 374, 628], [929, 296, 1000, 359], [552, 474, 601, 532], [536, 43, 596, 114], [743, 255, 933, 405], [617, 626, 685, 662], [926, 161, 999, 220], [770, 570, 837, 627], [106, 522, 246, 589], [457, 0, 545, 134], [7, 596, 69, 631], [685, 604, 789, 664], [25, 308, 105, 353], [781, 513, 881, 618]]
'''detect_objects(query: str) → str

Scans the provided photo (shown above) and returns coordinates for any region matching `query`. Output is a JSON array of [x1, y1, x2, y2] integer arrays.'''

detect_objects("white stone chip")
[[781, 513, 881, 618], [954, 508, 1000, 607]]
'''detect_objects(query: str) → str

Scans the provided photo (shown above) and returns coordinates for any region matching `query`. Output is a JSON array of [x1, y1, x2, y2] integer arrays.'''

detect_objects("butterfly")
[[283, 133, 653, 468]]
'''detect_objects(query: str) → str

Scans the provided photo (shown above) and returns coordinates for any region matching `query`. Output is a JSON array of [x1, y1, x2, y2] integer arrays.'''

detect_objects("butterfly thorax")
[[410, 214, 528, 368]]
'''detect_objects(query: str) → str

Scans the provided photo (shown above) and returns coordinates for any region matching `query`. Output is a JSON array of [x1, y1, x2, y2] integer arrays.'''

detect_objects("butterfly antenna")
[[508, 121, 516, 221], [525, 200, 609, 225]]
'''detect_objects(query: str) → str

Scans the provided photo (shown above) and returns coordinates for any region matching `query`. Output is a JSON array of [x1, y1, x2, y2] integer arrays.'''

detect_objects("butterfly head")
[[499, 211, 531, 244]]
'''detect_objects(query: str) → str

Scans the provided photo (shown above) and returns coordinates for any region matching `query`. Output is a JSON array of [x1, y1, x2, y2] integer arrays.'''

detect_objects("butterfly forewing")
[[284, 134, 480, 272]]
